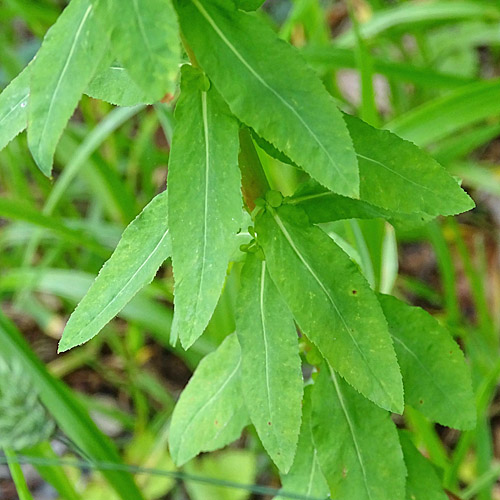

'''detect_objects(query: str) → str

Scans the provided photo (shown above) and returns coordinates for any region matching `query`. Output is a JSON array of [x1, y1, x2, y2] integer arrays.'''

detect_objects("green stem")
[[4, 448, 34, 500], [181, 33, 200, 68], [462, 462, 500, 500], [238, 128, 270, 210], [346, 0, 379, 126]]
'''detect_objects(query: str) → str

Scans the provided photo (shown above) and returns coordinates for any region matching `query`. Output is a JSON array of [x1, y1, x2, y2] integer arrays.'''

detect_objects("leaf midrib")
[[36, 4, 93, 152], [330, 367, 374, 500], [357, 153, 438, 196], [188, 91, 211, 334], [177, 357, 241, 458], [259, 262, 275, 436], [131, 0, 153, 59], [0, 93, 28, 128], [390, 333, 461, 415]]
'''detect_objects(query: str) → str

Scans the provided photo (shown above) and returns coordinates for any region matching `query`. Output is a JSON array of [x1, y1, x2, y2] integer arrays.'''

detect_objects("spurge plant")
[[0, 0, 477, 498]]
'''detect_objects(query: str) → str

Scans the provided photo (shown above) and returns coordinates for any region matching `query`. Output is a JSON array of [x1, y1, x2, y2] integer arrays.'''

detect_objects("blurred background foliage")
[[1, 0, 500, 499]]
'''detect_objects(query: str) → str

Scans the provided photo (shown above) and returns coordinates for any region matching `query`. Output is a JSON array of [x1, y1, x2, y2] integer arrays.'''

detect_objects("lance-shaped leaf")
[[175, 0, 359, 197], [275, 386, 329, 500], [58, 191, 171, 352], [86, 64, 153, 106], [236, 254, 303, 472], [28, 0, 109, 176], [378, 293, 476, 429], [288, 180, 433, 231], [344, 114, 474, 216], [399, 431, 448, 500], [311, 364, 406, 500], [102, 0, 180, 101], [0, 65, 29, 152], [169, 334, 249, 466], [256, 204, 403, 412], [168, 66, 242, 349]]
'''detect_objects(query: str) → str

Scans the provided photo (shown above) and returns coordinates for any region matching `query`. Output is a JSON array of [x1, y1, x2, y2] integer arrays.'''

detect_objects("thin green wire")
[[0, 455, 328, 500]]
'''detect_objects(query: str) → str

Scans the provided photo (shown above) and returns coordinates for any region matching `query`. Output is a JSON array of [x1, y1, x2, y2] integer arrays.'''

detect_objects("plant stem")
[[346, 0, 379, 126], [238, 128, 270, 210], [4, 448, 34, 500]]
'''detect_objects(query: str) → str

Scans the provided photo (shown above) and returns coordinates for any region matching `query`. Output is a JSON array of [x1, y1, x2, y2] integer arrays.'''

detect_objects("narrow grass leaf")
[[311, 364, 406, 500], [28, 0, 109, 176], [287, 180, 433, 231], [344, 114, 475, 217], [0, 65, 29, 152], [338, 1, 499, 45], [236, 254, 303, 472], [169, 334, 249, 466], [58, 190, 171, 352], [0, 313, 144, 500], [175, 0, 359, 197], [301, 46, 475, 89], [168, 66, 242, 349], [102, 0, 180, 101], [399, 431, 448, 500], [86, 64, 153, 106], [0, 197, 108, 257], [275, 386, 329, 500], [256, 204, 403, 412], [378, 293, 476, 430], [388, 79, 500, 147]]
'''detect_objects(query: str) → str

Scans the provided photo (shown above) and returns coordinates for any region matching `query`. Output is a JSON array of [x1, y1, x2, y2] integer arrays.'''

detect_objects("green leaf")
[[338, 1, 499, 45], [168, 66, 242, 349], [389, 79, 500, 148], [236, 254, 303, 472], [0, 197, 108, 258], [184, 450, 257, 500], [275, 386, 329, 500], [175, 0, 359, 197], [58, 190, 171, 352], [288, 180, 433, 231], [169, 334, 249, 466], [256, 204, 403, 412], [311, 364, 406, 500], [378, 293, 476, 430], [301, 45, 475, 89], [344, 114, 475, 217], [0, 312, 145, 500], [86, 64, 153, 106], [399, 431, 448, 500], [102, 0, 180, 101], [27, 0, 109, 176], [0, 65, 29, 152]]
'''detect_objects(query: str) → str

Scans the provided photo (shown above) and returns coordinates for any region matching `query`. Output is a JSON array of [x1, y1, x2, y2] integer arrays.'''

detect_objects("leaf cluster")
[[0, 0, 480, 499]]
